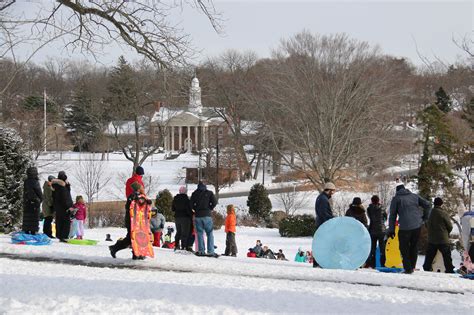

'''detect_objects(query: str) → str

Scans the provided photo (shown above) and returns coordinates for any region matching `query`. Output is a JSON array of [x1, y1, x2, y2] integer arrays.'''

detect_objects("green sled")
[[67, 239, 99, 246]]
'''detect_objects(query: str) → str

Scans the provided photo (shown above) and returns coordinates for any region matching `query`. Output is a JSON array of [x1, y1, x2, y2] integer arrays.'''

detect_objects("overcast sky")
[[9, 0, 474, 67]]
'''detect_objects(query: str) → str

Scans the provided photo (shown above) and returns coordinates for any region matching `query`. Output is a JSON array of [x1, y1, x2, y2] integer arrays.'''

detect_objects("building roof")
[[105, 117, 150, 135]]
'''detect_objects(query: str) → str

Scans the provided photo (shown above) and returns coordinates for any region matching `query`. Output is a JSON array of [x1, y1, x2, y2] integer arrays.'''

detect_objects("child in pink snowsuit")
[[72, 196, 87, 239]]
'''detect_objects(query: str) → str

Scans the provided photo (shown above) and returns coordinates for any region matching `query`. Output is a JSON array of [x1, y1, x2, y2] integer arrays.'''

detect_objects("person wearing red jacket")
[[224, 204, 237, 256], [125, 166, 145, 198]]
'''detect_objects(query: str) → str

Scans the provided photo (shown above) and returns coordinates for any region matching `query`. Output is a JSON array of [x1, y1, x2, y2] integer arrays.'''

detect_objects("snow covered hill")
[[1, 227, 472, 314]]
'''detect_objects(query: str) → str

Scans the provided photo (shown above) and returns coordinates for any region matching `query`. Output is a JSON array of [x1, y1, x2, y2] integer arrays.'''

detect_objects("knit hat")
[[179, 186, 187, 194], [396, 184, 405, 192], [371, 195, 380, 204], [352, 197, 362, 206], [47, 175, 55, 182], [323, 182, 336, 191], [434, 197, 443, 207], [135, 166, 144, 176], [58, 171, 67, 181], [130, 181, 141, 192]]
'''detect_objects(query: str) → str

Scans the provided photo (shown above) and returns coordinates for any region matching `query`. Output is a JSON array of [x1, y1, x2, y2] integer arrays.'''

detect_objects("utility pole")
[[215, 128, 219, 201], [43, 88, 47, 152], [262, 153, 265, 186]]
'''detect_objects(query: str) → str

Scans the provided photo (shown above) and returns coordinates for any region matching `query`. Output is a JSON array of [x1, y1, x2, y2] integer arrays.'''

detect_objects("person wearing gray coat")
[[388, 185, 431, 274], [150, 207, 165, 247]]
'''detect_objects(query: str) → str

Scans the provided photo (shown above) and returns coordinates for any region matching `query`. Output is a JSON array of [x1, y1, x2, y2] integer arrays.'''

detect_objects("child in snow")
[[261, 246, 276, 259], [276, 249, 287, 261], [70, 196, 87, 240], [247, 248, 257, 258], [150, 207, 165, 247], [224, 205, 237, 256], [162, 226, 176, 249], [305, 251, 314, 264], [294, 248, 306, 263], [253, 240, 263, 257]]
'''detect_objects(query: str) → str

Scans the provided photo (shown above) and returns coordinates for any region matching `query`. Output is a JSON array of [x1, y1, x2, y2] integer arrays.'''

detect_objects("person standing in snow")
[[190, 181, 217, 256], [367, 195, 387, 268], [314, 182, 336, 267], [345, 197, 368, 228], [22, 167, 43, 235], [70, 196, 87, 240], [387, 184, 431, 274], [52, 171, 73, 242], [109, 182, 150, 259], [125, 166, 145, 198], [172, 186, 193, 251], [42, 175, 55, 238], [422, 197, 454, 273], [224, 204, 237, 256], [150, 207, 165, 247]]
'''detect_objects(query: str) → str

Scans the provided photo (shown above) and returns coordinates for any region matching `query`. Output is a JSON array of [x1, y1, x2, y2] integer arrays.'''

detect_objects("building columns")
[[195, 126, 199, 151], [179, 126, 182, 150], [171, 126, 175, 151]]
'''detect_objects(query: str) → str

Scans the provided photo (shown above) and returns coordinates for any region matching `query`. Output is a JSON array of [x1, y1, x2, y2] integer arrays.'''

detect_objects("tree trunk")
[[253, 152, 262, 180]]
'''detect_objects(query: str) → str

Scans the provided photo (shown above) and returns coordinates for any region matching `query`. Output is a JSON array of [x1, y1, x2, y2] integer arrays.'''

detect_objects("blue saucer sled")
[[312, 217, 371, 270]]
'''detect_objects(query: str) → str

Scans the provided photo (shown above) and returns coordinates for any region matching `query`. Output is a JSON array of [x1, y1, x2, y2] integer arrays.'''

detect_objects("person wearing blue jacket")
[[388, 184, 431, 274]]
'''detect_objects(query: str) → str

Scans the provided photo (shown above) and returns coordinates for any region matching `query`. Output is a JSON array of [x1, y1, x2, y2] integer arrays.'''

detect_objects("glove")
[[387, 231, 395, 239]]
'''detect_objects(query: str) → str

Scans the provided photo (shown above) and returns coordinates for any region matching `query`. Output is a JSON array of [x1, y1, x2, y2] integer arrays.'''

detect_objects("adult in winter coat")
[[191, 182, 218, 256], [314, 182, 336, 267], [22, 167, 43, 234], [422, 198, 455, 273], [366, 195, 387, 268], [150, 207, 165, 247], [345, 197, 368, 228], [172, 186, 193, 250], [388, 184, 431, 274], [110, 182, 151, 259], [315, 182, 336, 229], [224, 204, 237, 256], [125, 166, 145, 198], [42, 175, 55, 238], [52, 171, 73, 242]]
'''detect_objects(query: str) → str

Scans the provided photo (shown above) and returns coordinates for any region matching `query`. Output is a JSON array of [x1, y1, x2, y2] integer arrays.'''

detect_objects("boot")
[[109, 245, 117, 258]]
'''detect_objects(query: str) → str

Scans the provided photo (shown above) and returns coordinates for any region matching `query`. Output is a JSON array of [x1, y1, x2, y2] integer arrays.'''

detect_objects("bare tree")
[[73, 156, 111, 204], [257, 32, 407, 187], [276, 183, 310, 216]]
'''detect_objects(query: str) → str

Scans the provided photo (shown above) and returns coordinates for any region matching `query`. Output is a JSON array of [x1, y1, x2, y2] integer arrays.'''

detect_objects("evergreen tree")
[[434, 87, 452, 113], [462, 97, 474, 130], [21, 95, 57, 113], [247, 183, 272, 221], [417, 105, 454, 200], [64, 82, 100, 151], [155, 189, 174, 222], [0, 127, 31, 232]]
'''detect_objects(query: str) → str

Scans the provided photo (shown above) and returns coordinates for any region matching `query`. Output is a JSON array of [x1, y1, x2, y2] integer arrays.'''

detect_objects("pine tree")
[[0, 127, 31, 232], [434, 87, 452, 113], [247, 183, 272, 221], [64, 82, 100, 151], [417, 105, 454, 200], [155, 189, 174, 221], [462, 97, 474, 130]]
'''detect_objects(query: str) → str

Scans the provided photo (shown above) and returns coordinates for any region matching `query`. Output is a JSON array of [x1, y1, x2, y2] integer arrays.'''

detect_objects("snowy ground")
[[1, 227, 472, 314]]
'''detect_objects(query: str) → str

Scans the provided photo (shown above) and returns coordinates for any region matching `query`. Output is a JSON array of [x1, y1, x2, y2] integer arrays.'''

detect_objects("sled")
[[461, 273, 474, 280], [376, 267, 404, 273], [11, 232, 51, 246], [67, 239, 99, 246], [130, 196, 154, 258], [431, 250, 445, 273], [385, 226, 403, 268]]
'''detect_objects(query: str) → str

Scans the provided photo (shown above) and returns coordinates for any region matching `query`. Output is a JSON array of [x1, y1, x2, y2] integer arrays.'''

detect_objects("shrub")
[[88, 201, 126, 228], [247, 183, 272, 221], [279, 214, 316, 237], [155, 189, 174, 221], [212, 211, 225, 230]]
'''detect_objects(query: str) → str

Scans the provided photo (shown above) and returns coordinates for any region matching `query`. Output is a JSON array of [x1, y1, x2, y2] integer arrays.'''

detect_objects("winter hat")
[[371, 195, 380, 204], [323, 182, 336, 191], [151, 207, 158, 214], [58, 171, 67, 181], [434, 197, 443, 207], [135, 166, 144, 176], [396, 184, 405, 192], [27, 167, 38, 178], [198, 181, 207, 191], [179, 186, 187, 194], [352, 197, 362, 206], [47, 175, 55, 182], [130, 181, 141, 192]]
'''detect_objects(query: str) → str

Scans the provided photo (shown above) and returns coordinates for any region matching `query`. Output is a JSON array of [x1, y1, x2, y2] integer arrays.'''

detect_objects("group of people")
[[294, 248, 313, 264], [246, 240, 287, 261], [22, 167, 87, 242], [315, 181, 474, 274], [109, 166, 239, 259]]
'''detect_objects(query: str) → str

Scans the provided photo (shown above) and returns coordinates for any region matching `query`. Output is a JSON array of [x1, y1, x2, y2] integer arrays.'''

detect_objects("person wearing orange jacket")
[[224, 204, 237, 256], [125, 166, 145, 198]]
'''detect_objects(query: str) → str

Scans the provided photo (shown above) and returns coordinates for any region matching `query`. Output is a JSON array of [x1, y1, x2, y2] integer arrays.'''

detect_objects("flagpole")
[[44, 88, 47, 152]]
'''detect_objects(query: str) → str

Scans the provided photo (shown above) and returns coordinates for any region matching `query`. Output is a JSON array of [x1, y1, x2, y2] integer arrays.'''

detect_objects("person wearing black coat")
[[366, 195, 388, 268], [172, 186, 193, 250], [190, 182, 217, 255], [52, 171, 73, 242], [22, 167, 43, 234]]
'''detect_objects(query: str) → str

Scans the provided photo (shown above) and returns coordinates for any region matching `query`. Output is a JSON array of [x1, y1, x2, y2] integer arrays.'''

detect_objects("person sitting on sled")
[[150, 207, 165, 247], [276, 249, 287, 261], [294, 247, 306, 263], [162, 226, 176, 249]]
